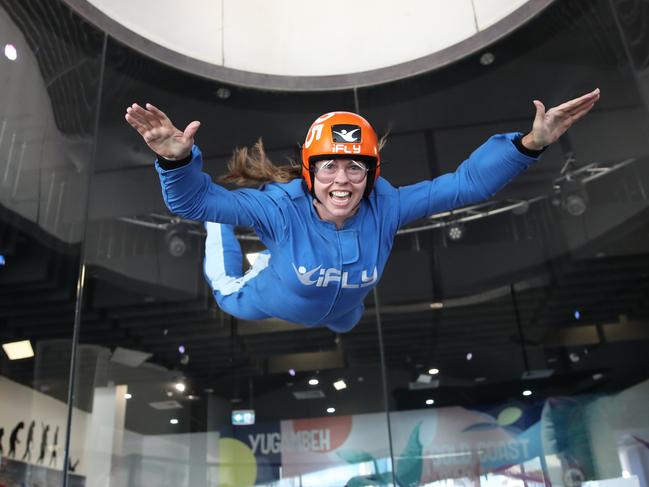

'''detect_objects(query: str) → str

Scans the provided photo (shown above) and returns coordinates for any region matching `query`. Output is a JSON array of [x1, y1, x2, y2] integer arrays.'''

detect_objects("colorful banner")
[[217, 400, 554, 485]]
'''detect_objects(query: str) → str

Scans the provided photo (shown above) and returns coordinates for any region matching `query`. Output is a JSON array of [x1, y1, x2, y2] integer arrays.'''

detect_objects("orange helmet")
[[301, 111, 381, 197]]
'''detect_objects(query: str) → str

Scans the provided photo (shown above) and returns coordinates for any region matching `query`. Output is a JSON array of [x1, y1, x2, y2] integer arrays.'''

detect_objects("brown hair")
[[220, 133, 389, 187], [218, 139, 301, 187]]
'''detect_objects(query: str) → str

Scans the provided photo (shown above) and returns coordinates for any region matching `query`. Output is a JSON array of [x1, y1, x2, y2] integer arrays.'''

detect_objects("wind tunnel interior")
[[1, 0, 649, 486]]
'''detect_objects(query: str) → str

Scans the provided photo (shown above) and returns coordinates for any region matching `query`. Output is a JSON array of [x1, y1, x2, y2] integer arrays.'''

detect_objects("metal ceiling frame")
[[118, 156, 639, 239]]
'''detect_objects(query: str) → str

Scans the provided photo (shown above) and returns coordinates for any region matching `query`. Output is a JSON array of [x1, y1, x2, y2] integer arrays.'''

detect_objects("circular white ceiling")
[[65, 0, 554, 90]]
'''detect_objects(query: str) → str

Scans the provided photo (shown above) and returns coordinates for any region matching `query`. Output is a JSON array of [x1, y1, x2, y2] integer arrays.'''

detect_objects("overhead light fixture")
[[574, 310, 581, 320], [428, 368, 439, 375], [512, 201, 529, 215], [2, 340, 34, 360], [216, 87, 231, 99], [174, 382, 186, 392], [592, 373, 604, 381], [165, 223, 190, 257], [308, 378, 319, 386], [326, 407, 336, 414], [555, 179, 589, 216], [333, 380, 347, 391], [425, 399, 435, 405], [288, 368, 296, 377], [170, 418, 179, 425], [416, 374, 432, 384], [479, 52, 495, 66], [429, 302, 443, 310], [446, 223, 465, 242], [4, 44, 17, 61], [522, 390, 532, 397], [178, 345, 186, 354], [124, 393, 132, 399], [0, 254, 5, 266], [466, 352, 473, 361]]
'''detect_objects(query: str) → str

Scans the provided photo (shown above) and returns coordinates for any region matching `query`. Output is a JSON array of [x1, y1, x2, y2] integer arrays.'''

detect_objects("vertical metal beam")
[[62, 32, 108, 487], [372, 287, 398, 486]]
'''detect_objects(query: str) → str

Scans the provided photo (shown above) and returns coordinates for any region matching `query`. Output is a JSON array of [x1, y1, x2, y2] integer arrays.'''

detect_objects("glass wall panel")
[[360, 0, 649, 485], [5, 0, 649, 486], [69, 35, 393, 486], [0, 0, 104, 486]]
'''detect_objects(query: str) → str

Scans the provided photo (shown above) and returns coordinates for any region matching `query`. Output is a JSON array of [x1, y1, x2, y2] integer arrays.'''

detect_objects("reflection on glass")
[[1, 0, 102, 485], [3, 0, 649, 485]]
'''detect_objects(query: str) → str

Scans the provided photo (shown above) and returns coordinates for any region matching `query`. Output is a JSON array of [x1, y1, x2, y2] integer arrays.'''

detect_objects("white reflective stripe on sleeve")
[[204, 222, 270, 296]]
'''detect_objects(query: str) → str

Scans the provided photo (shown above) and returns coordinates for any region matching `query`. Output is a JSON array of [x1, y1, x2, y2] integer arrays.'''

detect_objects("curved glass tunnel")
[[1, 0, 649, 486]]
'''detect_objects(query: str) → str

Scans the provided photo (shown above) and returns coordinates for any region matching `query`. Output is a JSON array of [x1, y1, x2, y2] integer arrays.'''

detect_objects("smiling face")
[[312, 159, 368, 229]]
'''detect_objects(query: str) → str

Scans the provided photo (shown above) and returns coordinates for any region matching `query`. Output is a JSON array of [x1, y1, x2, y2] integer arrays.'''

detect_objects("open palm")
[[525, 89, 600, 149], [124, 103, 200, 160]]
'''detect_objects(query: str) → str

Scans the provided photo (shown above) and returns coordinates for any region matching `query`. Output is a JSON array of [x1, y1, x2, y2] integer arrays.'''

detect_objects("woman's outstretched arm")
[[396, 89, 601, 227], [125, 104, 288, 241]]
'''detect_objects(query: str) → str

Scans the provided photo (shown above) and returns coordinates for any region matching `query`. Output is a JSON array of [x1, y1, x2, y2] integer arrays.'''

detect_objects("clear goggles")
[[312, 159, 368, 184]]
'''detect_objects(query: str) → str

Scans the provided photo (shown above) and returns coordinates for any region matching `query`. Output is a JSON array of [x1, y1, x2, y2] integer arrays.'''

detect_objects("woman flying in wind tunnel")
[[125, 89, 600, 332]]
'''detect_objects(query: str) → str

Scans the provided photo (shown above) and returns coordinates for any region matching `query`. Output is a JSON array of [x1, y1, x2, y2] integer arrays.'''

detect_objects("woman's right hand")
[[124, 103, 201, 160]]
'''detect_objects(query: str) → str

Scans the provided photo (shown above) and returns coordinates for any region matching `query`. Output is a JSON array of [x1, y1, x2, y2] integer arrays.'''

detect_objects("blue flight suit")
[[156, 132, 541, 332]]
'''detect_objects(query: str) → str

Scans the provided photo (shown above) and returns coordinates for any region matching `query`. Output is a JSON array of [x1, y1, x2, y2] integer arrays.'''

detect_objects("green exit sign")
[[232, 409, 255, 425]]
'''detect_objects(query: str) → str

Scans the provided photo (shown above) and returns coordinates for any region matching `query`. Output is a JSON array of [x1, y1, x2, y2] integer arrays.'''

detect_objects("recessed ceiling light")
[[288, 368, 296, 377], [124, 393, 132, 399], [428, 368, 439, 375], [170, 418, 179, 425], [425, 399, 435, 405], [178, 345, 186, 354], [466, 352, 473, 361], [2, 340, 34, 360], [522, 390, 532, 397], [333, 380, 347, 390], [4, 44, 17, 61], [308, 378, 319, 386], [175, 382, 186, 392], [326, 407, 335, 414]]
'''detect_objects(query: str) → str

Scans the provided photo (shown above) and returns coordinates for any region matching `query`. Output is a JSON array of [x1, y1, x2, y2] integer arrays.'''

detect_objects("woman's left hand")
[[522, 88, 600, 150]]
